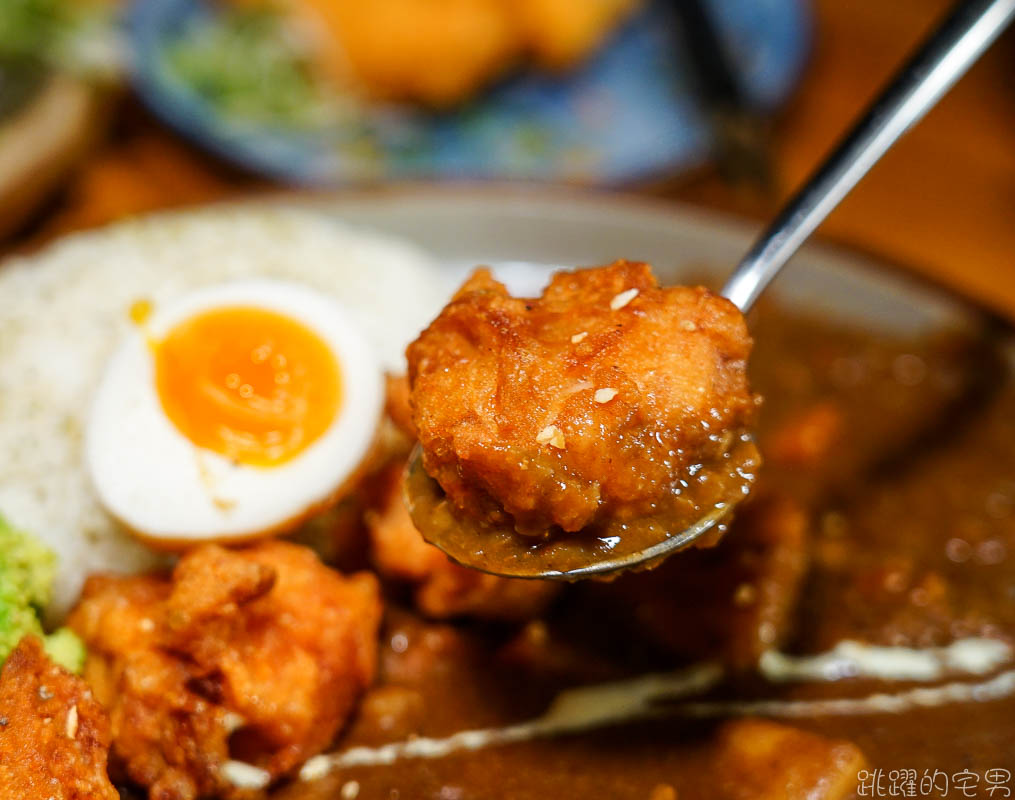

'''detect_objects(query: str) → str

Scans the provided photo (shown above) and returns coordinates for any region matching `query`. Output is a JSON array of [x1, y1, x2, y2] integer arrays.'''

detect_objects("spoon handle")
[[721, 0, 1015, 312]]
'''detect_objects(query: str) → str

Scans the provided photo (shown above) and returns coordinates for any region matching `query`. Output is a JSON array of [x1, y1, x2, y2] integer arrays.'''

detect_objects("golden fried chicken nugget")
[[69, 541, 381, 800], [368, 461, 559, 620], [514, 0, 642, 69], [232, 0, 640, 106], [707, 719, 866, 800], [384, 372, 417, 440], [291, 0, 522, 106], [0, 636, 118, 800], [408, 261, 756, 534]]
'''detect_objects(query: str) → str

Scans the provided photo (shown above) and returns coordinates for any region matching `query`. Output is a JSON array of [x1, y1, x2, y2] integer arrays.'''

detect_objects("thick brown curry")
[[274, 299, 1014, 799], [6, 289, 1013, 800]]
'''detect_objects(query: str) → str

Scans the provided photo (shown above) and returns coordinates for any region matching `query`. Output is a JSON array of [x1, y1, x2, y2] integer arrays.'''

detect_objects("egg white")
[[86, 280, 383, 544]]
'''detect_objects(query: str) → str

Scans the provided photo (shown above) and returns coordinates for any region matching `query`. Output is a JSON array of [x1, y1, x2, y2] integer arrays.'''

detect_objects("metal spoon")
[[406, 0, 1015, 580]]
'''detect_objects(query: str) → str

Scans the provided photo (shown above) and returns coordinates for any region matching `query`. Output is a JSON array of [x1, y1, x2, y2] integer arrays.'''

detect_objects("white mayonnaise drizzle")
[[759, 637, 1012, 682], [300, 638, 1014, 782], [299, 663, 723, 779], [678, 668, 1015, 719]]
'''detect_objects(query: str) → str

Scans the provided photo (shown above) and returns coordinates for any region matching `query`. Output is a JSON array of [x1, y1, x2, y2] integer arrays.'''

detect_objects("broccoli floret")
[[42, 626, 86, 673], [0, 578, 45, 657], [0, 515, 56, 607], [0, 515, 86, 673]]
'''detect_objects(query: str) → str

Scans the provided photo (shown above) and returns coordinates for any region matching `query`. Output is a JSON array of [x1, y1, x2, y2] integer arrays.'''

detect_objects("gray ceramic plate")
[[292, 185, 977, 337]]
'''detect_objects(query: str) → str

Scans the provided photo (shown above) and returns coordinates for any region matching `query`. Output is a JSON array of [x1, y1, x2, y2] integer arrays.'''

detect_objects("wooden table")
[[672, 0, 1015, 320], [11, 0, 1015, 318]]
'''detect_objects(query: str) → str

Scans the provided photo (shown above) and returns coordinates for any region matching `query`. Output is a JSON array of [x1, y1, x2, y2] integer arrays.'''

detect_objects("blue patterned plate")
[[127, 0, 810, 184]]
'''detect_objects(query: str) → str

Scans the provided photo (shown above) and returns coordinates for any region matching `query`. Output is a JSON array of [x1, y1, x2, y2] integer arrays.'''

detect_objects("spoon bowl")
[[403, 0, 1015, 580], [404, 435, 757, 580]]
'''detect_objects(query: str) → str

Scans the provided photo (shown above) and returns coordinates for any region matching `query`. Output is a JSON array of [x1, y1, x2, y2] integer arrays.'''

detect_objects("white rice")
[[0, 203, 449, 620]]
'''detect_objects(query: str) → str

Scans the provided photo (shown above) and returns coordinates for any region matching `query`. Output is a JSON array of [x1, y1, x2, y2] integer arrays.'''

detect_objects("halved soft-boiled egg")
[[86, 280, 383, 545]]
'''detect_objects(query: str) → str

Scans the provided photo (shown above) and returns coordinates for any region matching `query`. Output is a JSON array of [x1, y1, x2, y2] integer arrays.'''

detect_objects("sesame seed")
[[680, 320, 698, 332], [536, 425, 565, 449], [65, 705, 78, 739], [38, 686, 52, 701], [610, 288, 639, 310], [300, 755, 332, 782], [221, 761, 271, 790], [221, 711, 245, 733], [571, 331, 588, 344], [341, 780, 361, 799], [138, 618, 155, 633], [594, 388, 618, 404]]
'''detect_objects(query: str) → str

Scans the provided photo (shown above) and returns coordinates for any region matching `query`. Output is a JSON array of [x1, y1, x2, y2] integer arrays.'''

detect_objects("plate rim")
[[8, 182, 1004, 332], [259, 181, 1007, 330]]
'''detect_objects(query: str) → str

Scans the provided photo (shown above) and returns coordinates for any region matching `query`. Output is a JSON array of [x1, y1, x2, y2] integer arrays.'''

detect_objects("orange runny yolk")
[[154, 307, 341, 467]]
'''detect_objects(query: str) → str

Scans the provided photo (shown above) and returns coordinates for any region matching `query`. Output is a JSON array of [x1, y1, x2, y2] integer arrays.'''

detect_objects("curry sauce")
[[280, 301, 1014, 800]]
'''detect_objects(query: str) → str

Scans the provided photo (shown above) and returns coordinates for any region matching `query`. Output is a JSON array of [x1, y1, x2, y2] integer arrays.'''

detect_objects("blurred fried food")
[[0, 636, 118, 799], [707, 718, 867, 800], [38, 131, 235, 239], [384, 372, 416, 440], [302, 0, 520, 107], [514, 0, 641, 70], [228, 0, 642, 106], [69, 541, 381, 800], [368, 460, 559, 620]]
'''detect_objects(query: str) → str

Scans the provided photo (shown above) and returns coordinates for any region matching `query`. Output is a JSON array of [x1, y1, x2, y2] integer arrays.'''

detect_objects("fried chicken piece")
[[292, 408, 414, 571], [707, 719, 866, 800], [408, 261, 756, 534], [384, 373, 417, 440], [514, 0, 641, 69], [231, 0, 641, 106], [69, 541, 382, 800], [585, 493, 809, 668], [766, 401, 844, 467], [289, 0, 523, 106], [0, 636, 118, 800], [368, 461, 559, 620]]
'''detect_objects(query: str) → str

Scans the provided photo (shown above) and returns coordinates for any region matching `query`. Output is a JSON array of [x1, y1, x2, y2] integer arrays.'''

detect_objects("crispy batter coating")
[[766, 401, 844, 467], [407, 261, 756, 533], [0, 636, 118, 800], [274, 0, 521, 107], [707, 719, 866, 800], [240, 0, 641, 106], [368, 462, 559, 620], [384, 373, 417, 440], [68, 541, 381, 800]]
